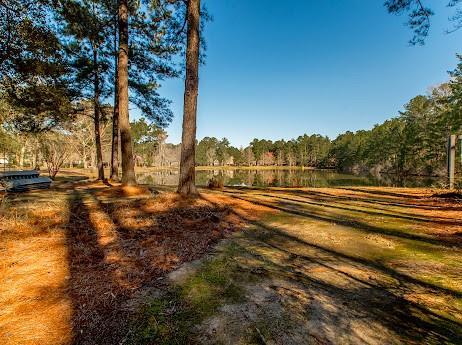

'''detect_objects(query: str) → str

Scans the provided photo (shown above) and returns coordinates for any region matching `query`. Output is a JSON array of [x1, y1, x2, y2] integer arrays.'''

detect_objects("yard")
[[0, 177, 461, 344]]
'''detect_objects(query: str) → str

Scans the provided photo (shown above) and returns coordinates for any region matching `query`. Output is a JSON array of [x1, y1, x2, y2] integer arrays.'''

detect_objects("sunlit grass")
[[2, 179, 461, 344], [129, 186, 462, 343]]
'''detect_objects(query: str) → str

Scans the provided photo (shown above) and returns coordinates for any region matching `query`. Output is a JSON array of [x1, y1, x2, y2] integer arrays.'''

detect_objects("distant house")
[[0, 158, 9, 165]]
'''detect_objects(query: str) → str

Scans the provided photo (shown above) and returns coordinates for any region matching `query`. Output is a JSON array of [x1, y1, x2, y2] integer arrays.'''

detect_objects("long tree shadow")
[[255, 191, 462, 226], [289, 189, 462, 221], [338, 187, 426, 199], [293, 187, 462, 211], [221, 190, 462, 249], [200, 193, 462, 344], [229, 186, 459, 211], [65, 189, 129, 344], [64, 187, 236, 345]]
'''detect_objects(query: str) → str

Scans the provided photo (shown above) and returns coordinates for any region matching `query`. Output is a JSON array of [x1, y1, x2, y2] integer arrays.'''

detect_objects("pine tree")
[[58, 0, 114, 180], [178, 0, 201, 195]]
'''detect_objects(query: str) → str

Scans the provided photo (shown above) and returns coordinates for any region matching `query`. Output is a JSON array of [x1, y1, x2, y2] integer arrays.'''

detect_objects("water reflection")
[[136, 168, 440, 188]]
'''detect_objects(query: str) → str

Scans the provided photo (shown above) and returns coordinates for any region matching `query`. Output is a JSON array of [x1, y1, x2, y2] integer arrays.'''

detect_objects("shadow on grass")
[[200, 193, 462, 344], [294, 188, 462, 211], [9, 183, 459, 344], [256, 192, 462, 226], [65, 189, 127, 344], [64, 186, 235, 345], [221, 189, 462, 249], [230, 186, 462, 211], [338, 187, 426, 199]]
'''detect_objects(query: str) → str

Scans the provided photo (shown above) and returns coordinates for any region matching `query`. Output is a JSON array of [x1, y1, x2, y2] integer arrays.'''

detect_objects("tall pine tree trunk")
[[110, 73, 120, 180], [93, 47, 105, 181], [118, 0, 136, 185], [110, 18, 119, 181], [177, 0, 200, 195]]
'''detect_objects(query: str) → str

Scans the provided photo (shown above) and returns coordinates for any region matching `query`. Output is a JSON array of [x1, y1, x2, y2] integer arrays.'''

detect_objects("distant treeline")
[[197, 57, 462, 176], [195, 135, 330, 167], [3, 79, 460, 177], [3, 51, 462, 177], [197, 85, 457, 176]]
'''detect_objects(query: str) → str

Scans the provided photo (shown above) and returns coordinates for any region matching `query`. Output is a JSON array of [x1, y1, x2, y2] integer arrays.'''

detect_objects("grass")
[[0, 189, 72, 345], [129, 290, 197, 345], [1, 174, 461, 344], [128, 242, 248, 345], [128, 186, 462, 344]]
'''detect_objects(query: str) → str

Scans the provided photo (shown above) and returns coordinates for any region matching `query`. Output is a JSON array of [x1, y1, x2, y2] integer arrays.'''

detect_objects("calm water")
[[136, 168, 441, 188]]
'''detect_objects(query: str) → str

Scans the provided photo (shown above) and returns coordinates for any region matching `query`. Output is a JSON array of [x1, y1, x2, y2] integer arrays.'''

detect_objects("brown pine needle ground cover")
[[0, 180, 267, 345], [1, 181, 462, 344]]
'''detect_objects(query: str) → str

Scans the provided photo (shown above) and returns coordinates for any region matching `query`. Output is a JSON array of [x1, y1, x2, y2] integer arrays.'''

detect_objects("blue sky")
[[135, 0, 462, 147]]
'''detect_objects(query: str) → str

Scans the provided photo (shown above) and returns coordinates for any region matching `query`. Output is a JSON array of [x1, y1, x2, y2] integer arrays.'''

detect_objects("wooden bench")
[[0, 170, 52, 192]]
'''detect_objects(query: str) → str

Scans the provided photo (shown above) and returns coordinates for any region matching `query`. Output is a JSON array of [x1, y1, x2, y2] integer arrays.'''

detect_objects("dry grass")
[[0, 191, 72, 345], [0, 181, 270, 345], [2, 182, 460, 344], [95, 184, 152, 198]]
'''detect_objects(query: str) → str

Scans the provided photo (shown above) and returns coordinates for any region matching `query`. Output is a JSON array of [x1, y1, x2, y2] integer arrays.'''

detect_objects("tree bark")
[[118, 0, 136, 185], [93, 47, 105, 180], [110, 18, 120, 181], [177, 0, 200, 196]]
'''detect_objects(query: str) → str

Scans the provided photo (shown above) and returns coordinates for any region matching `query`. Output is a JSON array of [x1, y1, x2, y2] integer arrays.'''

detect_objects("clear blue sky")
[[134, 0, 462, 147]]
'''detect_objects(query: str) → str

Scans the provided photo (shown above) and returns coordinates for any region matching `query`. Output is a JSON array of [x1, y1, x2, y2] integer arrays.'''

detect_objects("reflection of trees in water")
[[253, 171, 264, 186], [275, 170, 283, 186], [373, 173, 438, 188], [135, 169, 441, 187], [136, 170, 179, 186], [262, 170, 276, 186], [247, 170, 253, 186]]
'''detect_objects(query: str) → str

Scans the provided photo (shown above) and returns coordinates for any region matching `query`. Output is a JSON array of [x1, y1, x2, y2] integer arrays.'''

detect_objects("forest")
[[0, 0, 199, 189], [2, 75, 462, 178]]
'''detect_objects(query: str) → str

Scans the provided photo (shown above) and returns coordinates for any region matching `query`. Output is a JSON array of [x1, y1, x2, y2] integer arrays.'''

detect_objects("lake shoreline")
[[136, 165, 328, 172], [56, 167, 446, 188]]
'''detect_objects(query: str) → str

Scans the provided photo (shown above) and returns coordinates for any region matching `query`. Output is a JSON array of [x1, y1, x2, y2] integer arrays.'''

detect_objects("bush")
[[207, 177, 224, 189]]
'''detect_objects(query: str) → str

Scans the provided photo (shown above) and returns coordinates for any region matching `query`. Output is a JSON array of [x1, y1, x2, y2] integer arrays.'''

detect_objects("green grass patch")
[[129, 290, 197, 345], [128, 243, 250, 344]]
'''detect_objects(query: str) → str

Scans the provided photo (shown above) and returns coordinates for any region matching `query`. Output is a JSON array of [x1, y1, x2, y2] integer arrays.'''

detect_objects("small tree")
[[40, 133, 70, 179]]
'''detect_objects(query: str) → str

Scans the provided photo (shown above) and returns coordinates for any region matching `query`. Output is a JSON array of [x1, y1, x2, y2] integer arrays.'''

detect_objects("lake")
[[136, 168, 441, 188]]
